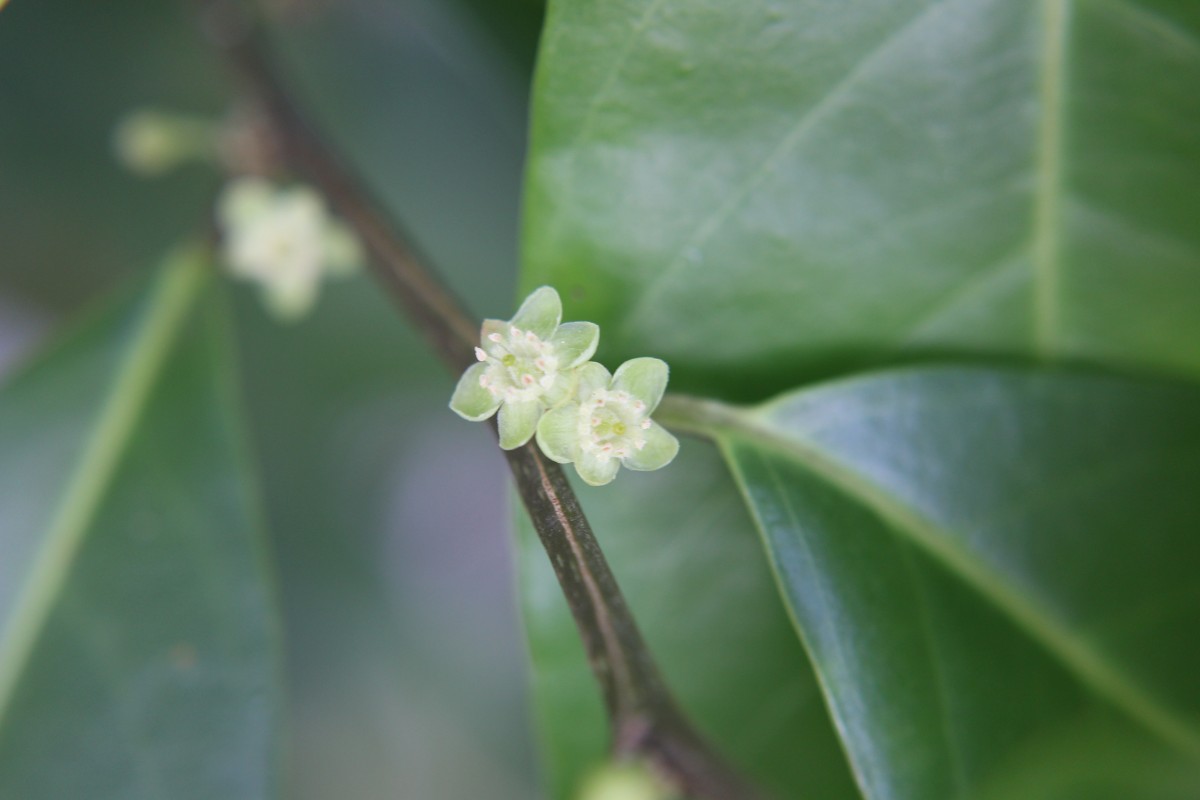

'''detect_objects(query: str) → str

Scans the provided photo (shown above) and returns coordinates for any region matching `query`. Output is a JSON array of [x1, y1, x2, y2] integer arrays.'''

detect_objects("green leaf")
[[515, 440, 861, 800], [664, 366, 1200, 799], [0, 250, 281, 798], [523, 0, 1200, 397]]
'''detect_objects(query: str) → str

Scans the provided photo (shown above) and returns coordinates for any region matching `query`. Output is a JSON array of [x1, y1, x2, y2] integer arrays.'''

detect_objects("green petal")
[[510, 286, 562, 339], [498, 397, 542, 449], [575, 362, 612, 398], [322, 221, 362, 277], [263, 275, 320, 321], [536, 405, 582, 464], [449, 363, 502, 421], [217, 177, 274, 229], [541, 372, 577, 408], [550, 322, 600, 369], [575, 451, 621, 487], [623, 421, 679, 472], [480, 319, 507, 357], [611, 357, 669, 409]]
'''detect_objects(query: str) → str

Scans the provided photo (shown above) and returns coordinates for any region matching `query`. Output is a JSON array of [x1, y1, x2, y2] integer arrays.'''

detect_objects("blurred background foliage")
[[0, 0, 548, 796]]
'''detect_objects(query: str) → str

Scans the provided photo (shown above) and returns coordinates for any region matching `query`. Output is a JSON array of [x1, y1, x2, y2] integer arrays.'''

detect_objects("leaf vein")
[[619, 0, 955, 335]]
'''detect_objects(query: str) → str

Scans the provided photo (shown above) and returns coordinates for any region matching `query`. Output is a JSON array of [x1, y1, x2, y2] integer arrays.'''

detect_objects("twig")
[[199, 3, 764, 797]]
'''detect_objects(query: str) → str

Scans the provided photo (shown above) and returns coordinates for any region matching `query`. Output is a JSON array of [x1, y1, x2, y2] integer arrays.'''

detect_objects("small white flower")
[[535, 358, 679, 486], [217, 177, 361, 320], [449, 286, 600, 449]]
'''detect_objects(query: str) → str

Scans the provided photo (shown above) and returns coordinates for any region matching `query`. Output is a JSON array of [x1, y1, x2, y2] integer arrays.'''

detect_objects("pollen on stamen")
[[510, 326, 522, 338], [633, 401, 645, 411], [487, 332, 503, 343], [522, 374, 535, 386], [600, 443, 613, 453], [591, 417, 601, 426], [535, 358, 547, 369], [474, 347, 488, 362], [525, 331, 538, 343], [635, 439, 646, 450], [640, 419, 652, 429]]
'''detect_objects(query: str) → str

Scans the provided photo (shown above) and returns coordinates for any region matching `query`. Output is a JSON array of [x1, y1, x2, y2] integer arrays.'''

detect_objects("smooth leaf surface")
[[669, 366, 1200, 799], [0, 253, 281, 798], [515, 440, 860, 800], [522, 0, 1200, 398]]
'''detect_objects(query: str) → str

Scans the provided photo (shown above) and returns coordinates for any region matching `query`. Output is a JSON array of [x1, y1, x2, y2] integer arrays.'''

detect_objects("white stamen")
[[633, 400, 645, 411], [526, 331, 538, 343], [474, 347, 488, 362], [640, 419, 652, 429], [535, 358, 546, 369], [488, 332, 502, 343], [600, 443, 613, 453], [522, 374, 535, 386], [510, 326, 522, 337], [635, 439, 646, 450]]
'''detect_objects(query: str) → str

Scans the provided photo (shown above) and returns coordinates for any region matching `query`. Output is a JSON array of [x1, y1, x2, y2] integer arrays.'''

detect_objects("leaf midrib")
[[1033, 0, 1071, 356], [659, 394, 1200, 758], [0, 252, 206, 731]]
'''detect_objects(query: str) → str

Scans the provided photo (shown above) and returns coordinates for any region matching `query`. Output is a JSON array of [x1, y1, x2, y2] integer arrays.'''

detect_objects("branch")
[[197, 3, 764, 797]]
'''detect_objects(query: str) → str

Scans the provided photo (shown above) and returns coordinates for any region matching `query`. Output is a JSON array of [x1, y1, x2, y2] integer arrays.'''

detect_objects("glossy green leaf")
[[523, 0, 1200, 398], [0, 251, 281, 798], [668, 366, 1200, 799], [514, 440, 860, 800]]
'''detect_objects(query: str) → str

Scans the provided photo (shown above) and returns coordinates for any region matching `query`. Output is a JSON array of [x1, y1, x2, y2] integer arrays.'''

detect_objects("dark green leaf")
[[666, 366, 1200, 799], [0, 251, 281, 798], [522, 0, 1200, 398], [515, 440, 860, 800]]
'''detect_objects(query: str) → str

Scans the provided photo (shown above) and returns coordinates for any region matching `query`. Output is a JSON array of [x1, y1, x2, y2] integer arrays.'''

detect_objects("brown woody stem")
[[200, 4, 764, 797]]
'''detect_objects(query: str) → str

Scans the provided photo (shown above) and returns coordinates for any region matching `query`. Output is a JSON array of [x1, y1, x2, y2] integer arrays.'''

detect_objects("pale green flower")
[[536, 357, 679, 486], [449, 287, 600, 449], [112, 109, 220, 177], [576, 762, 674, 800], [217, 178, 361, 319]]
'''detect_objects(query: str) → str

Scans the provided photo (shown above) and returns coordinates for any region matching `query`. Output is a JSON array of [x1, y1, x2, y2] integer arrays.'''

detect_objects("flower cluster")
[[450, 287, 678, 486], [216, 177, 361, 320]]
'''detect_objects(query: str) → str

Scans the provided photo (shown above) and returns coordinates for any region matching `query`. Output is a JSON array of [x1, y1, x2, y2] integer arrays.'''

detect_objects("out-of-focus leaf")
[[0, 0, 224, 308], [522, 0, 1200, 399], [515, 441, 861, 800], [451, 0, 545, 73], [0, 251, 281, 798], [674, 366, 1200, 799]]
